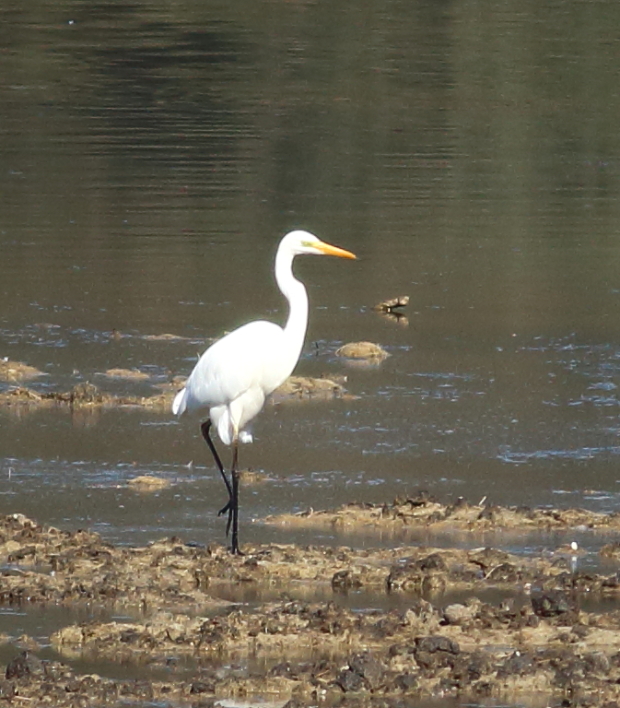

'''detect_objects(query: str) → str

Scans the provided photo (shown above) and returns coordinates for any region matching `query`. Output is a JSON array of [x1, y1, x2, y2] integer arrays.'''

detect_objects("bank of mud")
[[266, 495, 620, 533], [0, 375, 350, 412], [1, 501, 620, 707]]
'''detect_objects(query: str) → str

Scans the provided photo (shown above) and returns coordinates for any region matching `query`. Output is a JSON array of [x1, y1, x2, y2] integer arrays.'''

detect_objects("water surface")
[[2, 0, 620, 592]]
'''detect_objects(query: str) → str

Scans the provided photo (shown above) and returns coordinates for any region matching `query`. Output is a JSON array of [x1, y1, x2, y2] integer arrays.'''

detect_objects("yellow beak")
[[314, 241, 357, 260]]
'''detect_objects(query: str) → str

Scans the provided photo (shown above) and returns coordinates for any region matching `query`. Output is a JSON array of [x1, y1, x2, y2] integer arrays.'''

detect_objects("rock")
[[496, 650, 535, 677], [0, 680, 16, 698], [413, 635, 460, 670], [337, 668, 364, 692], [387, 553, 448, 593], [485, 562, 520, 582], [348, 651, 385, 689], [5, 651, 45, 679], [189, 680, 215, 693], [393, 672, 418, 691], [443, 603, 476, 626], [332, 569, 363, 591], [531, 590, 576, 618], [335, 341, 389, 361], [468, 547, 513, 570], [414, 552, 447, 572], [415, 635, 460, 655], [584, 651, 611, 674]]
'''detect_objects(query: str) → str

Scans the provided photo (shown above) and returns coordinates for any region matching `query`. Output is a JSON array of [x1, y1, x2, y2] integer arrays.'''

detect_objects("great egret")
[[173, 230, 356, 554]]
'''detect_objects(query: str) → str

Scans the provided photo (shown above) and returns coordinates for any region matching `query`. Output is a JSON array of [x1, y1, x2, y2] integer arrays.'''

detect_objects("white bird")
[[173, 230, 356, 554]]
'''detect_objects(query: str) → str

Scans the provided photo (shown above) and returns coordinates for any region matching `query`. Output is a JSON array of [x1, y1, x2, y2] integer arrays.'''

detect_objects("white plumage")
[[173, 230, 356, 553], [173, 321, 286, 444]]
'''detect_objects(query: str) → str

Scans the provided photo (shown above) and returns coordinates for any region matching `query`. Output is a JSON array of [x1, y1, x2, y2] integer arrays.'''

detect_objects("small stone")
[[531, 590, 575, 617], [443, 603, 475, 625], [5, 651, 45, 680], [0, 680, 16, 698], [332, 569, 362, 591], [348, 651, 384, 690], [189, 680, 214, 693], [415, 635, 460, 655], [337, 668, 364, 692], [394, 672, 418, 691]]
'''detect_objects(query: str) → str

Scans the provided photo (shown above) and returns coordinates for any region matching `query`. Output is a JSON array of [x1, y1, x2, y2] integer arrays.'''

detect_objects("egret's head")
[[280, 230, 356, 260]]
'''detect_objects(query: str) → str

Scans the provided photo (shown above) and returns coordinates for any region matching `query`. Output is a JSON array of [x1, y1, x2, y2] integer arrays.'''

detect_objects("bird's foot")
[[218, 500, 232, 517], [218, 500, 233, 537]]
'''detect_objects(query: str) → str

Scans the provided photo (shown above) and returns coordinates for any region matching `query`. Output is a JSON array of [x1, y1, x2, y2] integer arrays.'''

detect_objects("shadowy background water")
[[3, 3, 620, 703], [2, 1, 620, 559]]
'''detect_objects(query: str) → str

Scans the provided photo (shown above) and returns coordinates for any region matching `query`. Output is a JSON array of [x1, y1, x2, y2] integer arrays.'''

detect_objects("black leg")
[[200, 420, 233, 535], [230, 441, 242, 555], [200, 420, 242, 554]]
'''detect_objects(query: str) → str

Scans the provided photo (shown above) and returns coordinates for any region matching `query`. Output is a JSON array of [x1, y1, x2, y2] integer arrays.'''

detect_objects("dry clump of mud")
[[126, 474, 172, 491], [272, 375, 352, 402], [0, 360, 44, 382], [2, 508, 620, 706], [0, 382, 175, 411], [0, 374, 350, 412], [335, 342, 390, 362], [266, 494, 620, 533]]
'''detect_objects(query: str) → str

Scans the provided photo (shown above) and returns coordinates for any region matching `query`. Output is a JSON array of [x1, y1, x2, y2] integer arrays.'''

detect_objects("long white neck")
[[275, 245, 309, 366]]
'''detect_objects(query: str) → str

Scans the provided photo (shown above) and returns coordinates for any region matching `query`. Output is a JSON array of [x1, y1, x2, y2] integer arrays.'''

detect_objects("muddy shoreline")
[[0, 375, 351, 412], [1, 499, 620, 706]]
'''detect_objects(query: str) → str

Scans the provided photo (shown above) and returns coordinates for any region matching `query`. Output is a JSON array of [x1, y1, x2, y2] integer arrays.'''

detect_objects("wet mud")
[[2, 502, 620, 706], [0, 373, 351, 411], [266, 495, 620, 532], [0, 382, 175, 411]]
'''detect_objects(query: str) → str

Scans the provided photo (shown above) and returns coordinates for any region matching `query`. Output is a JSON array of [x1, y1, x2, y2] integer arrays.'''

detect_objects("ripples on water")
[[3, 6, 620, 706], [2, 2, 620, 557], [3, 326, 620, 548]]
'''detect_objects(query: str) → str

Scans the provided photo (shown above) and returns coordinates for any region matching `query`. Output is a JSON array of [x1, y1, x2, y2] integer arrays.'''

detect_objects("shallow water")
[[3, 1, 620, 550], [2, 1, 620, 703]]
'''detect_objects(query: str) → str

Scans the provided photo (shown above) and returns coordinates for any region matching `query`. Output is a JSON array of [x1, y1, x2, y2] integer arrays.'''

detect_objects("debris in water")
[[373, 295, 409, 313], [373, 295, 409, 325]]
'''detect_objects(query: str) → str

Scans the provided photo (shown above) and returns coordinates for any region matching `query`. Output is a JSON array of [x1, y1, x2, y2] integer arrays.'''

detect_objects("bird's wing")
[[182, 321, 287, 414]]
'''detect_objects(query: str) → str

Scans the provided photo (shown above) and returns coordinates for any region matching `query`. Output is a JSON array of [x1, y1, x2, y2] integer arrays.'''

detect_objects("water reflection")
[[5, 5, 620, 706], [2, 1, 620, 548]]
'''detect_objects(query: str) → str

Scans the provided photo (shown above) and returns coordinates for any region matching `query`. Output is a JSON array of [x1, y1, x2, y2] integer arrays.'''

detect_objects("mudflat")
[[1, 498, 619, 706]]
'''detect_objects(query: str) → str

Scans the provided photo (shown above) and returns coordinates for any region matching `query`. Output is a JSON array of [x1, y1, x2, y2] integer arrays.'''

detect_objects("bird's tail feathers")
[[172, 387, 188, 416]]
